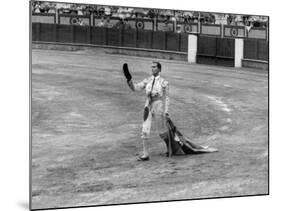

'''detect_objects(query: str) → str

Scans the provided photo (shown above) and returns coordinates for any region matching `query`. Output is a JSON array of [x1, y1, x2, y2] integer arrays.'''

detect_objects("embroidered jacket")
[[127, 75, 169, 114]]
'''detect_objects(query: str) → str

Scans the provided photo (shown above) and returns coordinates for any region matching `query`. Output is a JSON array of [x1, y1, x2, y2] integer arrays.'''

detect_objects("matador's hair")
[[152, 61, 162, 71]]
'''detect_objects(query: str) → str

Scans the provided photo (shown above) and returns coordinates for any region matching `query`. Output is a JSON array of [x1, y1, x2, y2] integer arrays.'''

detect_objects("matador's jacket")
[[127, 74, 169, 139]]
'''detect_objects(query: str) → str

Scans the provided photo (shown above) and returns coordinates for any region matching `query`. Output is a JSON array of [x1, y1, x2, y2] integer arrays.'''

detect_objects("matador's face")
[[151, 63, 160, 76]]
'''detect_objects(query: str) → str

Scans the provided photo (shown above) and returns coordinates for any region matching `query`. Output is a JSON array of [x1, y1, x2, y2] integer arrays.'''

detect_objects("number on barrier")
[[231, 28, 238, 37], [70, 17, 79, 25], [184, 24, 192, 33], [136, 21, 144, 29]]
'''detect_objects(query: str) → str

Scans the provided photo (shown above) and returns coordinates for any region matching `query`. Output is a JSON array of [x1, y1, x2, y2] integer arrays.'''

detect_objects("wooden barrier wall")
[[32, 22, 268, 67], [32, 23, 188, 53], [244, 39, 268, 61], [197, 36, 235, 67]]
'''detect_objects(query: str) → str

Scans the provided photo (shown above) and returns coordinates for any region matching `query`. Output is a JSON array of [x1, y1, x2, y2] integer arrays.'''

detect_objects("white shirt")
[[129, 75, 170, 114]]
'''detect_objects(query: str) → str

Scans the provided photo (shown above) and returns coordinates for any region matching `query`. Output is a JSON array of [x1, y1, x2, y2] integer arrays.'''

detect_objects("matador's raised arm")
[[123, 63, 147, 91]]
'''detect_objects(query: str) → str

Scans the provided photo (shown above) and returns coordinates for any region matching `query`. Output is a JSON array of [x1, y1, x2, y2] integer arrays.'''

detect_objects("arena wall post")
[[187, 34, 197, 63], [235, 38, 244, 67]]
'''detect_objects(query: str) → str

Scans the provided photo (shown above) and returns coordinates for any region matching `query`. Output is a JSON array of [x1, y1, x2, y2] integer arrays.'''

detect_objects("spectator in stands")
[[48, 3, 56, 14], [125, 8, 134, 18], [133, 9, 142, 19], [77, 5, 83, 15], [69, 4, 78, 15], [260, 16, 268, 28], [222, 14, 228, 25], [236, 15, 244, 26], [90, 6, 99, 16], [88, 6, 95, 15], [104, 7, 111, 16], [34, 2, 41, 13], [230, 15, 237, 25], [38, 2, 50, 13], [227, 14, 233, 25], [193, 16, 198, 23]]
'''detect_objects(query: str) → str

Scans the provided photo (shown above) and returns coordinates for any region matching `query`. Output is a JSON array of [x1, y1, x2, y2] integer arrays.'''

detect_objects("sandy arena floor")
[[31, 49, 268, 210]]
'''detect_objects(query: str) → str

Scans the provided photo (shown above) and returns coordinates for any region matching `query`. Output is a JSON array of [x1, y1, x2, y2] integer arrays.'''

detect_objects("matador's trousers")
[[141, 99, 167, 139]]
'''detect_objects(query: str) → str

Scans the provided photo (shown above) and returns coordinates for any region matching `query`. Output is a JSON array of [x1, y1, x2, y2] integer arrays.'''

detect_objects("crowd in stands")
[[96, 17, 132, 30], [32, 1, 268, 28]]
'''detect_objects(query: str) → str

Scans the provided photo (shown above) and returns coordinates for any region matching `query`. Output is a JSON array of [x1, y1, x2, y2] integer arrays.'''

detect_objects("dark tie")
[[148, 77, 155, 105], [150, 77, 155, 93]]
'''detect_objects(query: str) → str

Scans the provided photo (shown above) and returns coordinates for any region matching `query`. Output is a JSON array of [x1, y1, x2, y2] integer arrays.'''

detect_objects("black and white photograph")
[[30, 0, 269, 210]]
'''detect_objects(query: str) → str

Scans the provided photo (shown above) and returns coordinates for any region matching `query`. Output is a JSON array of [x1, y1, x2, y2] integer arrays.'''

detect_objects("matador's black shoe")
[[137, 155, 150, 161]]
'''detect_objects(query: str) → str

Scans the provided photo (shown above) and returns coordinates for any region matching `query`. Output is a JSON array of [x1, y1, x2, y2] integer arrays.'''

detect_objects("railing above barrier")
[[223, 25, 268, 40], [223, 25, 246, 38], [176, 22, 199, 34], [156, 20, 174, 32], [92, 16, 154, 31], [200, 24, 222, 36], [31, 13, 268, 40], [58, 14, 91, 26], [32, 13, 56, 24], [247, 27, 268, 40]]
